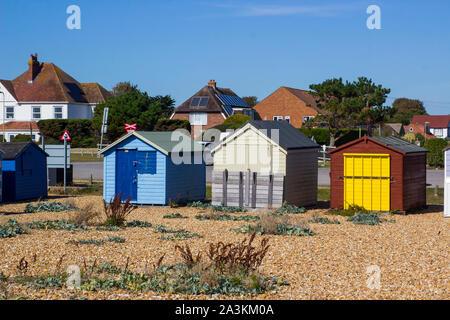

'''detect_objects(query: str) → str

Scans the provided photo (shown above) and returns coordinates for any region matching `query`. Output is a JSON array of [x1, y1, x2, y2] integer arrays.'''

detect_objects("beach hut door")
[[116, 150, 138, 201]]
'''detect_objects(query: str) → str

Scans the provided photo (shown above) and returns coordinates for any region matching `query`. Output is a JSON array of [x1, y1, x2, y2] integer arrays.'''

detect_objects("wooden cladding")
[[212, 170, 284, 209]]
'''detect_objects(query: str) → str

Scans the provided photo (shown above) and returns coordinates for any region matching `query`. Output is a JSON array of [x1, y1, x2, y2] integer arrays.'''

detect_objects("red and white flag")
[[125, 123, 137, 133]]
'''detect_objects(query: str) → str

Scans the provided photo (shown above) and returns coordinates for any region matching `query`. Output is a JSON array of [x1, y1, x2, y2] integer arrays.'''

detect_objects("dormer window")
[[190, 96, 209, 107]]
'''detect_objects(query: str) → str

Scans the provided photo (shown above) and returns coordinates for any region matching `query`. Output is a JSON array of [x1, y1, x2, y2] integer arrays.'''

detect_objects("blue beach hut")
[[100, 131, 205, 205], [0, 142, 48, 202]]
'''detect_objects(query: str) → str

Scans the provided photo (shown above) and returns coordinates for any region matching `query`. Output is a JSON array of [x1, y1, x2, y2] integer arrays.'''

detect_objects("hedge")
[[37, 119, 97, 148], [424, 138, 448, 167], [153, 119, 191, 132]]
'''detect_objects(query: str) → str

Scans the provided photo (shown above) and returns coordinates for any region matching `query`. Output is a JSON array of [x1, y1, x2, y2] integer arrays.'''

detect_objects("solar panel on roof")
[[190, 97, 200, 107], [216, 95, 248, 108], [190, 96, 209, 107], [199, 97, 209, 106], [223, 105, 234, 116]]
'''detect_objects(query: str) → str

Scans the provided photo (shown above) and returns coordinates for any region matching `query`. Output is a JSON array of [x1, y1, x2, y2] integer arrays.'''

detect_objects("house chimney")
[[208, 80, 216, 89], [28, 53, 41, 83]]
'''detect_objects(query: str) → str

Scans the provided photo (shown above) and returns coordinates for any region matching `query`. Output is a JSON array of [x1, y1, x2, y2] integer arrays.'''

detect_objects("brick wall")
[[172, 112, 225, 138], [253, 87, 318, 128]]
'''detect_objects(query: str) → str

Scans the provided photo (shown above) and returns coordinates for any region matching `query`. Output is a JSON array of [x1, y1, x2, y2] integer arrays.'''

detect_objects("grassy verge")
[[48, 182, 103, 196], [70, 154, 103, 162], [426, 187, 444, 205], [318, 188, 330, 202]]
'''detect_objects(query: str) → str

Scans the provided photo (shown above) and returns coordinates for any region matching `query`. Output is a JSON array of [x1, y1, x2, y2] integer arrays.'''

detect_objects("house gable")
[[253, 86, 319, 128]]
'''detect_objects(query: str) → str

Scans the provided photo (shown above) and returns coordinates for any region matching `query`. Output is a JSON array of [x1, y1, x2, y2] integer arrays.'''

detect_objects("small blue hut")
[[0, 142, 48, 202], [100, 131, 205, 205]]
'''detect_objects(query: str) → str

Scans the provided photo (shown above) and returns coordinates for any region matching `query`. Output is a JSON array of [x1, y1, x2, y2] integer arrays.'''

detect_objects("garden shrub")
[[37, 119, 97, 148], [107, 237, 126, 243], [24, 202, 77, 213], [347, 214, 383, 225], [0, 220, 28, 238], [67, 239, 105, 245], [26, 220, 87, 231], [153, 119, 191, 132], [270, 204, 306, 216], [163, 213, 188, 219], [195, 214, 259, 222], [125, 220, 153, 228], [310, 215, 340, 224], [424, 138, 448, 167], [232, 215, 313, 236]]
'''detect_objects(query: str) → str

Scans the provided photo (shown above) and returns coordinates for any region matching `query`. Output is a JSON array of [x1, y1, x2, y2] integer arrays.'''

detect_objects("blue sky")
[[0, 0, 449, 114]]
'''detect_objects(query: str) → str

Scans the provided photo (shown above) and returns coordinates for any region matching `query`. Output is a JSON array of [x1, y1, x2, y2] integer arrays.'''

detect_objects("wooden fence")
[[212, 170, 284, 209]]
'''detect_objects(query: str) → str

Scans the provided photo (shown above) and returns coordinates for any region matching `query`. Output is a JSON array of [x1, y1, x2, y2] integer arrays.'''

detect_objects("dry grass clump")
[[68, 202, 102, 226], [103, 194, 136, 227]]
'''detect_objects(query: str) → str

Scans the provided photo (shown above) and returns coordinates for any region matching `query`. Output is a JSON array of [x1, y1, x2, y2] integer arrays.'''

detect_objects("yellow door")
[[344, 154, 390, 212]]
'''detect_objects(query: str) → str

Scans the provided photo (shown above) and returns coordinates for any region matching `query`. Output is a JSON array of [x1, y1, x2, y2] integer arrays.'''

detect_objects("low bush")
[[310, 215, 340, 224], [195, 213, 259, 222], [96, 225, 121, 231], [26, 220, 88, 231], [0, 220, 28, 238], [347, 214, 383, 225], [24, 201, 77, 213], [67, 239, 105, 246], [270, 204, 306, 216], [163, 213, 188, 219], [232, 215, 313, 236], [328, 205, 369, 217], [125, 220, 153, 228], [107, 237, 126, 243], [153, 224, 202, 241]]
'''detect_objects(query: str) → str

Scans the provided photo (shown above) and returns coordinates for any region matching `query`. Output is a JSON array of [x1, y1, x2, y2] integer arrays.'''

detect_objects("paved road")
[[74, 162, 445, 188], [73, 162, 103, 180]]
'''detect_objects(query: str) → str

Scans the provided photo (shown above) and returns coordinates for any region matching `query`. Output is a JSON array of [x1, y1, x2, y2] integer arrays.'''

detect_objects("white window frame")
[[273, 116, 283, 121], [189, 112, 207, 126], [434, 128, 443, 137], [285, 116, 290, 123], [54, 106, 63, 119], [32, 106, 41, 119], [303, 116, 315, 123], [6, 106, 14, 119]]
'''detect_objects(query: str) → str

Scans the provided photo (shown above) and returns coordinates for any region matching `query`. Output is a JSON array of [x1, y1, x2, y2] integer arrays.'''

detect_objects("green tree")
[[309, 77, 390, 146], [92, 86, 175, 142], [424, 138, 448, 167], [112, 81, 137, 96], [389, 98, 428, 125], [242, 96, 259, 108], [11, 134, 32, 142]]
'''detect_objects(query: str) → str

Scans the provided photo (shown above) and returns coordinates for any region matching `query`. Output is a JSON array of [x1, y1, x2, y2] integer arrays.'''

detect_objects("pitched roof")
[[410, 115, 450, 128], [1, 121, 39, 130], [0, 80, 18, 100], [100, 131, 203, 156], [0, 142, 47, 160], [80, 83, 114, 103], [384, 123, 404, 134], [244, 120, 319, 150], [1, 58, 112, 104], [282, 87, 322, 112], [174, 83, 247, 114], [372, 136, 428, 154], [329, 136, 428, 155]]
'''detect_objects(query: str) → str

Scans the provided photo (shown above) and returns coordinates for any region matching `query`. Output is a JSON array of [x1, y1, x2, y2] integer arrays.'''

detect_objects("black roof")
[[245, 120, 319, 150], [0, 142, 47, 160], [372, 136, 428, 154]]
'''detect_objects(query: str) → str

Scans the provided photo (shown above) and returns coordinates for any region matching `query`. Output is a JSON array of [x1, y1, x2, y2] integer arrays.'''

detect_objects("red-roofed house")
[[253, 86, 321, 128], [0, 54, 113, 141], [405, 115, 450, 139]]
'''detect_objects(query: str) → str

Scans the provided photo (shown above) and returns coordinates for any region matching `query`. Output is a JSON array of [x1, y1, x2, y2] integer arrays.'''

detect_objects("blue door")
[[116, 150, 138, 201]]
